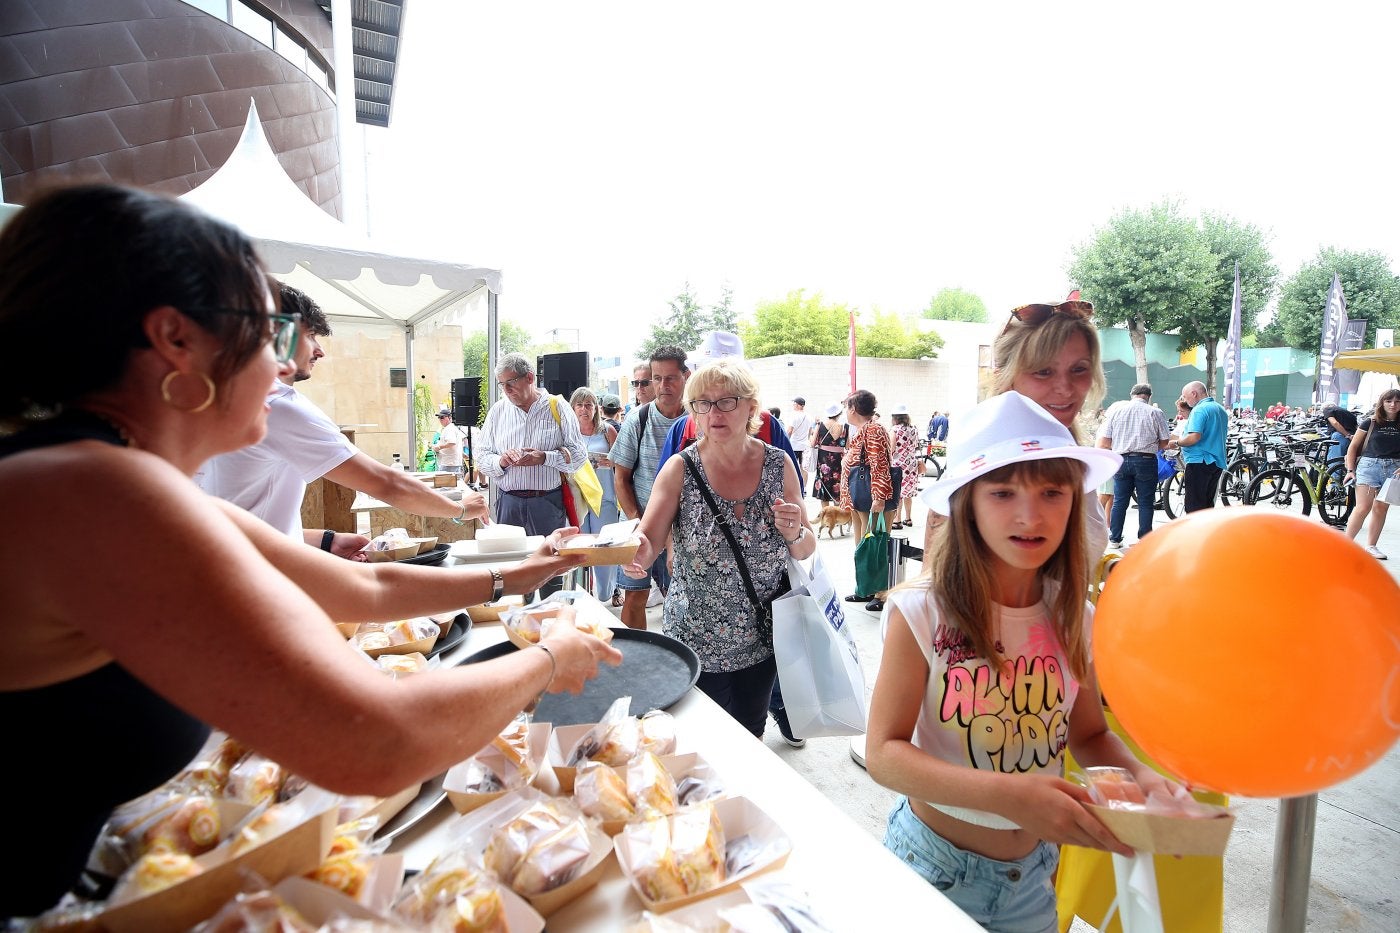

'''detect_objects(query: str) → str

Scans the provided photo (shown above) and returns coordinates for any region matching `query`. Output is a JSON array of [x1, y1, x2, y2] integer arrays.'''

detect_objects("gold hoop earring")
[[160, 371, 217, 413]]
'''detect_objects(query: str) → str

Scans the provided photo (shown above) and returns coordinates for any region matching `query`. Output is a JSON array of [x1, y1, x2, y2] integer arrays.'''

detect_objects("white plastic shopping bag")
[[772, 554, 868, 738], [1379, 477, 1400, 506]]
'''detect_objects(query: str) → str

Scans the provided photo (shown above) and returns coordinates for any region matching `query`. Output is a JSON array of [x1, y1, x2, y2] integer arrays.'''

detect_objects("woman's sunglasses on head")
[[1003, 300, 1094, 334]]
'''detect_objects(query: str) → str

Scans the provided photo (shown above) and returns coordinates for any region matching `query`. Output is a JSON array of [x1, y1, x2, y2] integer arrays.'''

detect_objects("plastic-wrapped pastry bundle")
[[638, 710, 677, 757], [225, 754, 286, 806], [108, 851, 203, 903], [573, 762, 635, 822], [490, 714, 536, 786], [624, 802, 726, 902], [305, 817, 384, 899], [391, 851, 508, 933], [353, 619, 439, 653], [142, 794, 222, 856], [566, 697, 642, 768], [482, 800, 594, 897], [376, 652, 430, 676], [180, 734, 252, 796], [627, 752, 677, 818]]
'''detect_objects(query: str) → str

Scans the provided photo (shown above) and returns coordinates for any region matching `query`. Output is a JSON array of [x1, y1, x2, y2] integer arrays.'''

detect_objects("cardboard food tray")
[[549, 726, 693, 794], [99, 804, 339, 933], [335, 621, 361, 639], [1088, 803, 1235, 856], [554, 534, 641, 566], [358, 631, 438, 659], [444, 723, 554, 814], [362, 543, 419, 562], [466, 595, 524, 624], [504, 604, 569, 649], [614, 796, 790, 913]]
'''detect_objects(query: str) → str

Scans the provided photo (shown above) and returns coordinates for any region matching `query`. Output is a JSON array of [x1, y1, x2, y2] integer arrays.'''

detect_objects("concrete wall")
[[297, 324, 464, 466]]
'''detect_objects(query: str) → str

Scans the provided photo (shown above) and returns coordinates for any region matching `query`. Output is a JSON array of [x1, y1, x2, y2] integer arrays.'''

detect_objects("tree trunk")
[[1129, 319, 1149, 386], [1204, 340, 1218, 398]]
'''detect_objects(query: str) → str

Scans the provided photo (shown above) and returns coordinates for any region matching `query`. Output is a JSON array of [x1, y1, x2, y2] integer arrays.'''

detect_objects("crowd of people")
[[3, 184, 1395, 928]]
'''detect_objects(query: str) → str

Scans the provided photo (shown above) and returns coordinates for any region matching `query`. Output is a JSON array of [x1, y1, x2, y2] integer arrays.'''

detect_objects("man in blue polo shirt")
[[1168, 380, 1228, 512]]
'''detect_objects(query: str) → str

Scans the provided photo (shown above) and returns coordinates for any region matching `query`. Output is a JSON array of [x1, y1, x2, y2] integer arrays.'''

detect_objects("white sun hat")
[[892, 403, 909, 415], [824, 402, 842, 418], [919, 392, 1121, 515], [689, 331, 746, 369]]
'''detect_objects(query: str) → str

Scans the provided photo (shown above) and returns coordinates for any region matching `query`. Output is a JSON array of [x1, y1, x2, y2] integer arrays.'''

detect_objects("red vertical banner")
[[848, 311, 857, 394]]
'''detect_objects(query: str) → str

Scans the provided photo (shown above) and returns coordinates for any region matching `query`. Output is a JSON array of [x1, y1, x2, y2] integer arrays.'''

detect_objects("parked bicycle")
[[1243, 441, 1354, 527]]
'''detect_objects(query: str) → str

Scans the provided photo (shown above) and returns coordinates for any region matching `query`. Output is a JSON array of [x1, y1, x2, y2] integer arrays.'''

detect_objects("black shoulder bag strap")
[[681, 448, 774, 640]]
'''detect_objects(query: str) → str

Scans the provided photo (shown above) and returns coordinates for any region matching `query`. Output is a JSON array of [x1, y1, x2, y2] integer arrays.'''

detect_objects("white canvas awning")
[[181, 100, 502, 455]]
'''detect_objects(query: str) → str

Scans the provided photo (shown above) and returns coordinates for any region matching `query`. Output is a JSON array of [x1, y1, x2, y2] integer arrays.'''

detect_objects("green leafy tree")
[[638, 283, 737, 358], [1275, 248, 1400, 352], [741, 290, 850, 358], [922, 287, 988, 323], [1176, 213, 1278, 395], [462, 321, 534, 377], [859, 309, 943, 359], [1069, 202, 1214, 384]]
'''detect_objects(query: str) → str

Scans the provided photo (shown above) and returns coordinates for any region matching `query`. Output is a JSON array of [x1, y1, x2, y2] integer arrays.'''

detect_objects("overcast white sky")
[[362, 1, 1398, 355]]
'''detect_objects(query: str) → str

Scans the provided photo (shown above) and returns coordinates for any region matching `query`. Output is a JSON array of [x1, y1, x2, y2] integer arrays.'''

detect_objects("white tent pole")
[[487, 291, 500, 409], [404, 325, 416, 470]]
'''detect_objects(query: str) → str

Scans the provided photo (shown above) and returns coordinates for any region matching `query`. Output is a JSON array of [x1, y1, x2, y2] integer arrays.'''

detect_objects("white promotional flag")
[[1317, 273, 1347, 404], [1223, 262, 1243, 409]]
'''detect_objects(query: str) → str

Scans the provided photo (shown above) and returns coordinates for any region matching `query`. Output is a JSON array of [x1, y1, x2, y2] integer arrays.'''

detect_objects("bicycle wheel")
[[1316, 463, 1355, 527], [923, 456, 944, 480], [1217, 458, 1256, 507], [1244, 469, 1311, 518], [1162, 471, 1187, 520]]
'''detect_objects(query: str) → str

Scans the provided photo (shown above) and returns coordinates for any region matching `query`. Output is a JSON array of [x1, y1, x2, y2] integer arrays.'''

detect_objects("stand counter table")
[[387, 593, 982, 931]]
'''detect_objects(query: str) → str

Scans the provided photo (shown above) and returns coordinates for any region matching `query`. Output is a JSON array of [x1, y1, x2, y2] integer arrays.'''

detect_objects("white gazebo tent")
[[181, 100, 501, 460]]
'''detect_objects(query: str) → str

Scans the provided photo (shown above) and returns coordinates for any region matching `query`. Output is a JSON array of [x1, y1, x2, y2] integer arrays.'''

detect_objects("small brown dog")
[[813, 504, 853, 538]]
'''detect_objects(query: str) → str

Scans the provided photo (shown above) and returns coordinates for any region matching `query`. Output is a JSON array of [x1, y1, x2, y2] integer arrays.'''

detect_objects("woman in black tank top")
[[0, 186, 620, 919]]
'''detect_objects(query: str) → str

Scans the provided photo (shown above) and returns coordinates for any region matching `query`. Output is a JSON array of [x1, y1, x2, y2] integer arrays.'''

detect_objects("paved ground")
[[625, 482, 1400, 932]]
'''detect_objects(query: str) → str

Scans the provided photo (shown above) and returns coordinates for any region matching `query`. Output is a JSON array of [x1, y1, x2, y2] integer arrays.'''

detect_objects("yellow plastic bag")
[[548, 396, 604, 516], [1056, 710, 1227, 933]]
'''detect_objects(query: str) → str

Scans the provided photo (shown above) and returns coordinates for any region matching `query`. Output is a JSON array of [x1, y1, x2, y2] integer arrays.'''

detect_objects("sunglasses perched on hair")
[[1003, 300, 1094, 333], [689, 396, 742, 414], [630, 379, 652, 388], [189, 307, 301, 362]]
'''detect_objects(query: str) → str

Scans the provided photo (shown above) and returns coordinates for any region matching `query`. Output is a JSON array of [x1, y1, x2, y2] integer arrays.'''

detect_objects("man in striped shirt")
[[1096, 382, 1171, 548], [476, 353, 587, 593]]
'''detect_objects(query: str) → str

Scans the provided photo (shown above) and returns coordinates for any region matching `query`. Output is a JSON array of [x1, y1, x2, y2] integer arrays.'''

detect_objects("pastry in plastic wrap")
[[574, 761, 635, 821], [109, 851, 203, 903], [566, 697, 642, 767], [355, 631, 393, 651], [142, 793, 222, 856], [181, 734, 251, 796], [670, 803, 726, 895], [627, 752, 677, 817], [306, 818, 379, 899], [195, 887, 318, 933], [225, 754, 286, 806], [482, 803, 570, 883], [377, 652, 429, 676], [490, 714, 536, 786], [1084, 766, 1148, 807], [638, 710, 677, 756], [508, 820, 592, 896], [626, 815, 688, 902], [392, 855, 507, 933]]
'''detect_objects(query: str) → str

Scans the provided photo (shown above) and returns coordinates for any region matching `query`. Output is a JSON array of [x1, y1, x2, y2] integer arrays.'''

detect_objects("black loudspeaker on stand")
[[536, 352, 589, 399], [450, 377, 481, 481]]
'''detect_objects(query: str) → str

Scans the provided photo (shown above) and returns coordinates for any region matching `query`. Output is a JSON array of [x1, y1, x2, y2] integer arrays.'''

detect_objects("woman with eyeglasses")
[[0, 185, 621, 918], [623, 359, 815, 736]]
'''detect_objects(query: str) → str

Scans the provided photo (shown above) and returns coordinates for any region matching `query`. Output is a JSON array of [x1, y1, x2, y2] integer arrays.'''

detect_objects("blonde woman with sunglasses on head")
[[0, 185, 621, 918], [924, 300, 1110, 559]]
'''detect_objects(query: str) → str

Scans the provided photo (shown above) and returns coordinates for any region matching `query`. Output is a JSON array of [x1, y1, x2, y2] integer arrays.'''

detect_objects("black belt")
[[502, 488, 560, 499], [1123, 452, 1158, 458]]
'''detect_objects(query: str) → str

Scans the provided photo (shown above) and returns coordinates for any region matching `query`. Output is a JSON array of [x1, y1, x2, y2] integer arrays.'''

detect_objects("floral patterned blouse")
[[839, 421, 893, 510], [890, 423, 921, 499], [664, 445, 790, 673]]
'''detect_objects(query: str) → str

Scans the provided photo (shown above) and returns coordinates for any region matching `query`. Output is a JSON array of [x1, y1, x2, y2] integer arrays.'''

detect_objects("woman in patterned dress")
[[623, 359, 815, 736], [812, 402, 848, 504], [888, 405, 921, 529]]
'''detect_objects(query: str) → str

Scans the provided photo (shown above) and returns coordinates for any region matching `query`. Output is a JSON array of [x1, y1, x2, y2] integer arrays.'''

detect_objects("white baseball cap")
[[919, 392, 1121, 515]]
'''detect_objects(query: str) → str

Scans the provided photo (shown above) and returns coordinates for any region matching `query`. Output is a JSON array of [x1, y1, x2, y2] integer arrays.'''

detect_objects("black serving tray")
[[457, 628, 700, 724], [399, 543, 451, 566]]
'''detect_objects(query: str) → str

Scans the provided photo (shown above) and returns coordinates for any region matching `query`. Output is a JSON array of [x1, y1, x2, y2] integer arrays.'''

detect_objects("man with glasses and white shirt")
[[198, 285, 485, 556], [476, 353, 588, 595]]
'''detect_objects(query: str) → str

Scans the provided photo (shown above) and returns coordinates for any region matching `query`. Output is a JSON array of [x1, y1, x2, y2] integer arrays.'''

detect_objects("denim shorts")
[[884, 797, 1059, 933], [1356, 456, 1400, 489]]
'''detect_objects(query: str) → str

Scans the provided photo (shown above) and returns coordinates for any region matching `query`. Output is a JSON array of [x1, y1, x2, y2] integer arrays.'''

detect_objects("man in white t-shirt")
[[787, 396, 815, 491], [198, 285, 487, 555], [432, 408, 469, 477]]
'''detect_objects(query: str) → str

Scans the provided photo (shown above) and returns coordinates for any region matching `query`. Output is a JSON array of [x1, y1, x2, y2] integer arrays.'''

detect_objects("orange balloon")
[[1095, 510, 1400, 798]]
